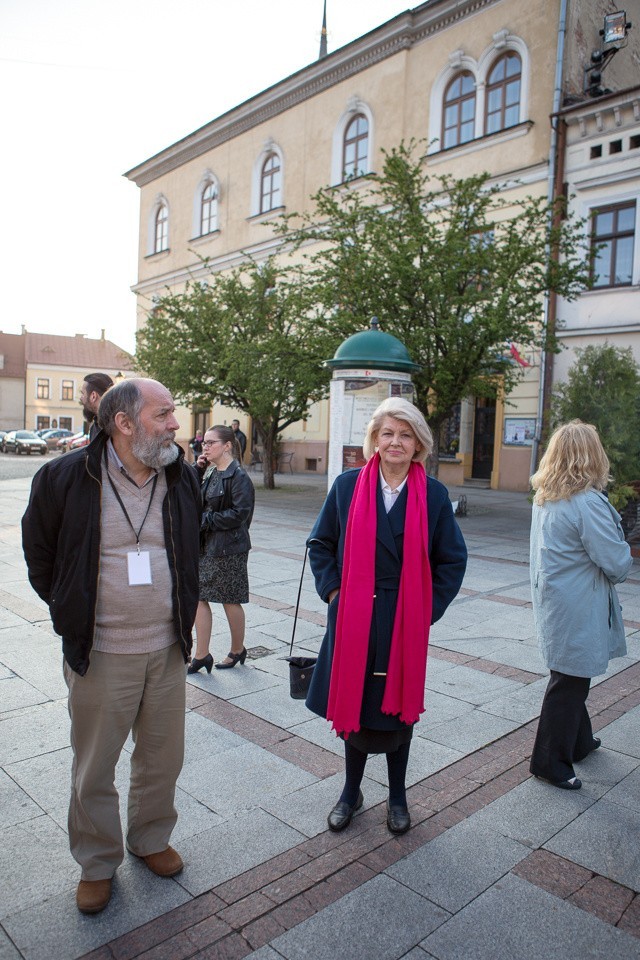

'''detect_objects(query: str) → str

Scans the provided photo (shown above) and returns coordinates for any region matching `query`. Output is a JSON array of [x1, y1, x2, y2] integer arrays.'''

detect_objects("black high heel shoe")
[[187, 654, 213, 674], [215, 648, 247, 670]]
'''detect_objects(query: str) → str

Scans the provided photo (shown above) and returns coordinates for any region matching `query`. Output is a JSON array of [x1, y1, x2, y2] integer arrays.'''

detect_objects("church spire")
[[319, 0, 328, 59]]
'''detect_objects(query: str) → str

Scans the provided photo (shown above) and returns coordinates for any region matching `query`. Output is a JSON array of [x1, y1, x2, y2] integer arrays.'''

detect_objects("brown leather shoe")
[[76, 878, 112, 914], [140, 846, 183, 877]]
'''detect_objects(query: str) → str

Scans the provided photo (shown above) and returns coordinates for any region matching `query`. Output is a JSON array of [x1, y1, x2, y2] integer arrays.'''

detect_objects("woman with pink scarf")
[[306, 398, 467, 834]]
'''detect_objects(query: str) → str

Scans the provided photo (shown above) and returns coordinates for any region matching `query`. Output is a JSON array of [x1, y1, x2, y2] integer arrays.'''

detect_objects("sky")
[[0, 0, 410, 354]]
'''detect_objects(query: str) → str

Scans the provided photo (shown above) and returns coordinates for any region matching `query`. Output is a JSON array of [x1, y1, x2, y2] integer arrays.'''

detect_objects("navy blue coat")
[[306, 469, 467, 729]]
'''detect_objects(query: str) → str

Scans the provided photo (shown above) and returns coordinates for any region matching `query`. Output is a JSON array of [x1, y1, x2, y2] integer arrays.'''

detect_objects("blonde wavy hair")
[[531, 420, 611, 505], [362, 397, 433, 466]]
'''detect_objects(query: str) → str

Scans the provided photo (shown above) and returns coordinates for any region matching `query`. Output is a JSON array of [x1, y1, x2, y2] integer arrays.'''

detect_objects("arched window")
[[485, 53, 521, 135], [260, 153, 281, 213], [442, 73, 476, 149], [154, 203, 168, 253], [200, 181, 218, 235], [343, 113, 369, 180]]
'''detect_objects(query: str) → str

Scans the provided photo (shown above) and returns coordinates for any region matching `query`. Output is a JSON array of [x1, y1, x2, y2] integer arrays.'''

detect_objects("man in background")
[[80, 372, 114, 440], [231, 419, 247, 459]]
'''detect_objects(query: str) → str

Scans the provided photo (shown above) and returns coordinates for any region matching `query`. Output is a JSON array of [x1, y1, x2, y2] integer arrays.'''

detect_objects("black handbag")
[[285, 546, 317, 699]]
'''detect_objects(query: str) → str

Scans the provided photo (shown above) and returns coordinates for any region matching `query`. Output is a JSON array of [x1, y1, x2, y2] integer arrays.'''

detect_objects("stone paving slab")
[[421, 873, 640, 960], [597, 704, 640, 758], [386, 819, 530, 912], [545, 799, 640, 891], [266, 874, 450, 960]]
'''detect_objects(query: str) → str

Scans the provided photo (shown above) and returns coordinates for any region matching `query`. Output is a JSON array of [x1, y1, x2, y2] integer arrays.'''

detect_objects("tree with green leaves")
[[551, 343, 640, 509], [275, 141, 591, 469], [135, 259, 336, 488]]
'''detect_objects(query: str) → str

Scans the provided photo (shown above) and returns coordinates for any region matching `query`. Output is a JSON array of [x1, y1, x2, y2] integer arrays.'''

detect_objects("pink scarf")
[[327, 454, 432, 737]]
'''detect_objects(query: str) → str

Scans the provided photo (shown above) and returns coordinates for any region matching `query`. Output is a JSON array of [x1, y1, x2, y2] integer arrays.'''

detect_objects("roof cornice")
[[124, 0, 499, 187]]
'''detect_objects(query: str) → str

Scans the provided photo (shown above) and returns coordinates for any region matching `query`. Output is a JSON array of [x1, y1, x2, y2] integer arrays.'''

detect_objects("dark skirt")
[[199, 552, 249, 604], [342, 724, 414, 755]]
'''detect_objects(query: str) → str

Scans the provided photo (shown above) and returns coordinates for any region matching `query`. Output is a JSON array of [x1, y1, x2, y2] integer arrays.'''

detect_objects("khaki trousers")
[[64, 643, 186, 881]]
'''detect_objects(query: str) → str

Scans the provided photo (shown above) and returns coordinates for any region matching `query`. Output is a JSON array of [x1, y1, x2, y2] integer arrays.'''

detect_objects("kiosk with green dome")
[[325, 319, 421, 488]]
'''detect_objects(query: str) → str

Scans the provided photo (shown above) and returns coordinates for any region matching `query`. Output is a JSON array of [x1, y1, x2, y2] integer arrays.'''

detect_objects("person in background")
[[189, 432, 204, 462], [231, 419, 247, 459], [22, 378, 201, 915], [529, 420, 632, 790], [80, 372, 114, 440], [189, 424, 255, 673], [305, 397, 467, 834]]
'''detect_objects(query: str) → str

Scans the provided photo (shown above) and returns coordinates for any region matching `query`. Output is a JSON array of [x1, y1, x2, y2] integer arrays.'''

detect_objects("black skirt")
[[199, 552, 249, 604]]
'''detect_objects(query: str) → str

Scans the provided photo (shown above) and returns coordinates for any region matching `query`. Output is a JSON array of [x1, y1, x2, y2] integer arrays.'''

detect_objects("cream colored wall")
[[0, 378, 25, 430], [25, 365, 86, 432]]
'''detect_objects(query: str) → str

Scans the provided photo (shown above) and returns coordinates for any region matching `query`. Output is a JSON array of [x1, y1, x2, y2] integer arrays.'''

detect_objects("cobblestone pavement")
[[1, 466, 639, 960]]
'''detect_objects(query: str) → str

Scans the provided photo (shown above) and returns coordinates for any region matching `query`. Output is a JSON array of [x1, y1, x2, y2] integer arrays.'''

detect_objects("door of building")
[[472, 396, 496, 480]]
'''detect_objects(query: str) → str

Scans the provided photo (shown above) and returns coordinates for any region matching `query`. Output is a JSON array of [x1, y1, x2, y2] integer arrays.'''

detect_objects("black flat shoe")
[[590, 737, 602, 752], [187, 654, 213, 674], [215, 648, 247, 670], [386, 801, 411, 834], [534, 774, 582, 791], [327, 790, 363, 831]]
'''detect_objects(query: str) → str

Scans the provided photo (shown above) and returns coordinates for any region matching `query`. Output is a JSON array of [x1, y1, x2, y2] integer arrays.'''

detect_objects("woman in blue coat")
[[529, 420, 632, 790], [306, 398, 467, 834]]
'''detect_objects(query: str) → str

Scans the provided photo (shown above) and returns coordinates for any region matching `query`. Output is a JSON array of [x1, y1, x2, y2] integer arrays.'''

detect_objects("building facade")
[[126, 0, 639, 490], [0, 330, 131, 433]]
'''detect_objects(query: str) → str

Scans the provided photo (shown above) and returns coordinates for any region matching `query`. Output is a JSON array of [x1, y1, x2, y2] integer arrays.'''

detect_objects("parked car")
[[58, 431, 89, 453], [41, 428, 75, 450], [1, 430, 48, 455]]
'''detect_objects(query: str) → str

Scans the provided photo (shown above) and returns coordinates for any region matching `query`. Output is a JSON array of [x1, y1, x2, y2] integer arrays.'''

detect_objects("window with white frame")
[[590, 201, 636, 287], [36, 378, 50, 400], [443, 73, 476, 149], [260, 153, 281, 213], [155, 203, 169, 253], [61, 379, 74, 401], [200, 181, 218, 235], [343, 113, 369, 179], [485, 53, 521, 135]]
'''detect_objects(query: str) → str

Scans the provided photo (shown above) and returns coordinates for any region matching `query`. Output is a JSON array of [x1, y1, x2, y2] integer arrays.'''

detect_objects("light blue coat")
[[530, 489, 633, 678]]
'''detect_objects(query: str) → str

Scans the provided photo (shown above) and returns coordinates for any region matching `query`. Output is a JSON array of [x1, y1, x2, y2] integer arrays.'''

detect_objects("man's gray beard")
[[131, 428, 180, 469]]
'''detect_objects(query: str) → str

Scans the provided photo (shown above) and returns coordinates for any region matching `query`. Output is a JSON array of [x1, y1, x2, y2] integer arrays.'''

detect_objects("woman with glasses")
[[188, 425, 255, 673]]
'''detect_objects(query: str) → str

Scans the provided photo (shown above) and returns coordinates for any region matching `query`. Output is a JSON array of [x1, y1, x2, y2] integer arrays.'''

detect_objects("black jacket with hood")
[[21, 431, 201, 676]]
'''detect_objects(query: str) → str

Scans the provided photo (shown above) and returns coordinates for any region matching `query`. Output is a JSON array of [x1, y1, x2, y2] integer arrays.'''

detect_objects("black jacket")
[[199, 460, 255, 557], [21, 431, 201, 676]]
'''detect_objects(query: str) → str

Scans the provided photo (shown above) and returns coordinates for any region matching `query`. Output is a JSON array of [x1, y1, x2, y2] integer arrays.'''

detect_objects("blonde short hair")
[[531, 420, 611, 505], [362, 397, 433, 465]]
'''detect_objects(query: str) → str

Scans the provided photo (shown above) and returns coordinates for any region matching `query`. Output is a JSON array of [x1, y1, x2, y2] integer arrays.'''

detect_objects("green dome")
[[326, 320, 420, 373]]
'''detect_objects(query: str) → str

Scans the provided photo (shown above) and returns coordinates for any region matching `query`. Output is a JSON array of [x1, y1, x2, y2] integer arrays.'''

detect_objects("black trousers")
[[530, 670, 594, 783]]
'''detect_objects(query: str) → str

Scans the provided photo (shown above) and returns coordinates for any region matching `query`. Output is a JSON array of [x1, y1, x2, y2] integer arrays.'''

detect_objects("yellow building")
[[126, 0, 639, 490], [3, 330, 132, 433]]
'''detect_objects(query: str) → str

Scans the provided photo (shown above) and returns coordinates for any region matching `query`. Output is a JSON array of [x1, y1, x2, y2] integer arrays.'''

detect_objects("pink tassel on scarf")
[[326, 454, 432, 737]]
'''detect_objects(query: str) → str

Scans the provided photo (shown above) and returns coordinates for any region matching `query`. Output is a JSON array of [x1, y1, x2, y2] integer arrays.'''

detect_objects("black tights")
[[340, 740, 411, 807]]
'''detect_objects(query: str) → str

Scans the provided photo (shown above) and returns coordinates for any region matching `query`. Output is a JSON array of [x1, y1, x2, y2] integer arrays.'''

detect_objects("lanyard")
[[106, 469, 158, 554]]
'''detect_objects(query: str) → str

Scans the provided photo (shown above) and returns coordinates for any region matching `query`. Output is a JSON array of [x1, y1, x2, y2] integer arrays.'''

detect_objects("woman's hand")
[[197, 453, 209, 470]]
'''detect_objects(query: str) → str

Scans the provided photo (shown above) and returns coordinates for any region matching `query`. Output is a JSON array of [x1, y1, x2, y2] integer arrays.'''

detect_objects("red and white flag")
[[509, 343, 531, 368]]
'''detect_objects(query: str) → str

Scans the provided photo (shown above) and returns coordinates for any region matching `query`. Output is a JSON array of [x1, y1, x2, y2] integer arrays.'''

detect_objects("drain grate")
[[245, 645, 273, 660]]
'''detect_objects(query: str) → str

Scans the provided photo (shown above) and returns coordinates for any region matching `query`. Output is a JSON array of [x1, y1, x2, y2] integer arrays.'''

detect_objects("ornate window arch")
[[428, 52, 478, 153], [192, 170, 220, 238], [251, 141, 284, 216], [147, 195, 170, 255], [477, 32, 529, 133], [331, 98, 375, 184]]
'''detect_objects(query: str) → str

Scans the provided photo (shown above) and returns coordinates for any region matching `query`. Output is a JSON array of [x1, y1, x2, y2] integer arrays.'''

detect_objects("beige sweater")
[[93, 458, 175, 654]]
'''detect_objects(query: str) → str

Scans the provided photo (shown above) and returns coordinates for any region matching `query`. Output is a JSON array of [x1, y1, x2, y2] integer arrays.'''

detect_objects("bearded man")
[[22, 378, 200, 915]]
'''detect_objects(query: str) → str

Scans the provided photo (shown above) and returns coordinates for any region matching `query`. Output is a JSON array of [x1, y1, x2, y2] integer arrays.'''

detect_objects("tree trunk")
[[427, 430, 440, 478], [261, 424, 279, 490]]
